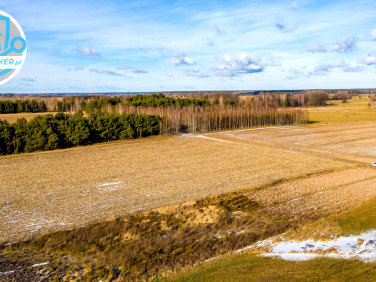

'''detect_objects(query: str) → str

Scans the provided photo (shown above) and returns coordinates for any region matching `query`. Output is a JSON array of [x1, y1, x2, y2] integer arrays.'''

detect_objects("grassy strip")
[[166, 197, 376, 281], [165, 253, 376, 281], [0, 192, 303, 280]]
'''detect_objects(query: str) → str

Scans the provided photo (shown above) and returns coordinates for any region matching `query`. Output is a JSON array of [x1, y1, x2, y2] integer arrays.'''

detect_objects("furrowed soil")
[[209, 121, 376, 163], [0, 132, 352, 243]]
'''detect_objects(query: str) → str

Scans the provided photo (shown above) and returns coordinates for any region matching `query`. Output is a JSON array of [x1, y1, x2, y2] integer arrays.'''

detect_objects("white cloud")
[[371, 29, 376, 40], [89, 68, 124, 76], [291, 1, 299, 11], [307, 43, 327, 53], [287, 61, 364, 79], [312, 62, 348, 75], [183, 67, 210, 78], [167, 53, 195, 66], [360, 52, 376, 65], [77, 46, 102, 58], [331, 37, 357, 53], [213, 53, 267, 77], [211, 23, 226, 35], [273, 16, 296, 32], [117, 66, 149, 74], [20, 77, 36, 82]]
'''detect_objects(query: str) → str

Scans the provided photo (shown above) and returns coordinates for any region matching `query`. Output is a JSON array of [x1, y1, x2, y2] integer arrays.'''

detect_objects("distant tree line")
[[125, 93, 210, 107], [114, 104, 307, 134], [80, 93, 309, 134], [253, 91, 329, 107], [0, 112, 162, 155], [329, 94, 352, 103], [0, 93, 312, 155], [82, 94, 210, 114], [0, 99, 47, 113]]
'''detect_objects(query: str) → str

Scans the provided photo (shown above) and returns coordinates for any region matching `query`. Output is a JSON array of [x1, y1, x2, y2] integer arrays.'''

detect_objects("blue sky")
[[2, 0, 376, 93]]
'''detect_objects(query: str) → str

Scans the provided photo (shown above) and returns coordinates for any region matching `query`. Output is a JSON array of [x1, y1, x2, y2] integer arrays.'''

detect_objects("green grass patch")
[[307, 98, 376, 124], [165, 253, 376, 281], [280, 198, 376, 241], [337, 198, 376, 235]]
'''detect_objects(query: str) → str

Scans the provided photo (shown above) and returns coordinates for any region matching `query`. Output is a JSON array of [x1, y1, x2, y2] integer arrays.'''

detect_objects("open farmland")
[[0, 112, 58, 123], [209, 121, 376, 163], [308, 98, 376, 123], [2, 121, 376, 280], [0, 129, 354, 243]]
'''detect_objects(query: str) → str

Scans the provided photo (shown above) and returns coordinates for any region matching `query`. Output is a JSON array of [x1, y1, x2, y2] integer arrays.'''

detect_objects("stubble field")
[[1, 121, 376, 243], [0, 128, 355, 243]]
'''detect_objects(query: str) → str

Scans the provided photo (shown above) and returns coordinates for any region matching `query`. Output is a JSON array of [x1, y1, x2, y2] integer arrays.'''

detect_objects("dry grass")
[[3, 193, 295, 280], [0, 112, 59, 123], [0, 131, 351, 243]]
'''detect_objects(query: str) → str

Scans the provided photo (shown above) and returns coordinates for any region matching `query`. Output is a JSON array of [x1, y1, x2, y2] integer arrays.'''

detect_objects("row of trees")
[[0, 92, 332, 114], [253, 92, 329, 107], [125, 93, 210, 107], [82, 93, 210, 114], [0, 99, 47, 113], [0, 112, 162, 155], [114, 103, 308, 134], [71, 94, 309, 134]]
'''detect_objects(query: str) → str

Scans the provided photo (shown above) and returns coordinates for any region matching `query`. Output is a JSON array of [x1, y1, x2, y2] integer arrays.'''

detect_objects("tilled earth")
[[0, 134, 350, 243]]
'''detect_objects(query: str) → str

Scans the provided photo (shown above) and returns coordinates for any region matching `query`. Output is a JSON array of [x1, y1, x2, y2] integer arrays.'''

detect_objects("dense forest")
[[0, 112, 162, 155], [100, 93, 308, 133], [0, 99, 48, 113], [0, 93, 313, 154], [252, 91, 330, 107]]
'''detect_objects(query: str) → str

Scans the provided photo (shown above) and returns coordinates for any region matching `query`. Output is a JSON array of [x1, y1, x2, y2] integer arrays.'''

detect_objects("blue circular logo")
[[0, 10, 27, 85]]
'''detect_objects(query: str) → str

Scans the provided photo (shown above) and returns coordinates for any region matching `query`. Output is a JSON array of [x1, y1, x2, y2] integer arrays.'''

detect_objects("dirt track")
[[1, 122, 376, 242]]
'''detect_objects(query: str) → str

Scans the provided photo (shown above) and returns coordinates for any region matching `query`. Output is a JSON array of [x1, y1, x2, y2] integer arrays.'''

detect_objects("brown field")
[[209, 121, 376, 164], [0, 131, 353, 243], [0, 112, 59, 123], [250, 167, 376, 217], [1, 121, 376, 243]]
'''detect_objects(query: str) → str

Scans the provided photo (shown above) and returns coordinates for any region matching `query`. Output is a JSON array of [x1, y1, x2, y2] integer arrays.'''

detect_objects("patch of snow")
[[31, 262, 49, 267], [0, 271, 15, 275], [263, 253, 319, 261], [256, 229, 376, 262], [235, 230, 245, 236], [204, 257, 217, 263], [234, 245, 253, 253], [97, 182, 122, 187], [286, 197, 304, 203]]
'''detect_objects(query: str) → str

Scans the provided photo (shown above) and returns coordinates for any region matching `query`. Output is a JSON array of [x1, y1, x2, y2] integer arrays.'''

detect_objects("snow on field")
[[256, 229, 376, 262], [97, 182, 123, 187], [31, 262, 49, 267], [0, 271, 15, 275]]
